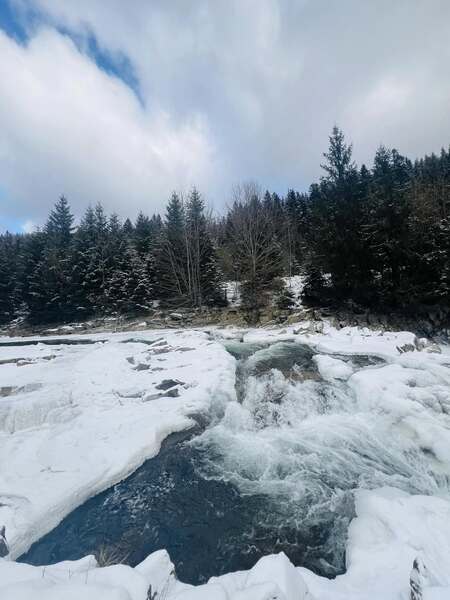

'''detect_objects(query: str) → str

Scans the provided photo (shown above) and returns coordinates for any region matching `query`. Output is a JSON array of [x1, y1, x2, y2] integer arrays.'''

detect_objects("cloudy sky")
[[1, 0, 450, 231]]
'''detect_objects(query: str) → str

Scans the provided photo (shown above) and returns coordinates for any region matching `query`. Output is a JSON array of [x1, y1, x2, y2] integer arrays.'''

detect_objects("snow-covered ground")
[[225, 275, 305, 309], [0, 329, 235, 559], [1, 322, 450, 599]]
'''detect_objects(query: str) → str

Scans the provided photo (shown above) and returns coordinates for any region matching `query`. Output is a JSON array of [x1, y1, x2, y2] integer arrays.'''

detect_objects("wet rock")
[[169, 312, 183, 321], [397, 343, 416, 354], [414, 337, 442, 353], [126, 356, 135, 365], [156, 379, 183, 391], [414, 337, 428, 351], [177, 347, 195, 352], [134, 363, 151, 371], [0, 383, 43, 397], [151, 340, 168, 348], [0, 358, 20, 366], [144, 387, 180, 401], [285, 312, 305, 325], [306, 320, 324, 334], [0, 387, 16, 398], [165, 388, 180, 398], [0, 526, 9, 558], [151, 347, 171, 355], [410, 557, 425, 600], [424, 344, 442, 354]]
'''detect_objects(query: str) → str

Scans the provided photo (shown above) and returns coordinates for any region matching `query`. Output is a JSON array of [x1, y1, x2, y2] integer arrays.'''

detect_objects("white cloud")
[[0, 27, 219, 222], [21, 219, 36, 233], [2, 0, 450, 223]]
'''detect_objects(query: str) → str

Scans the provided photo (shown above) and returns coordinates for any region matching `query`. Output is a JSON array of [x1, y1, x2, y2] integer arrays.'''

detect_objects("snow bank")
[[313, 355, 353, 381], [0, 550, 312, 600], [300, 487, 450, 600], [2, 483, 450, 600], [0, 329, 236, 559]]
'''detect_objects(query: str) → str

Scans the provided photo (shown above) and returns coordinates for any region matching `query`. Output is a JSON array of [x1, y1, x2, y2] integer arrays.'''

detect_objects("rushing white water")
[[191, 341, 450, 572]]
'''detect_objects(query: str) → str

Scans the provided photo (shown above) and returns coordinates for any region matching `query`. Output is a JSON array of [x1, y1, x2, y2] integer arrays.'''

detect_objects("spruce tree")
[[27, 197, 75, 322]]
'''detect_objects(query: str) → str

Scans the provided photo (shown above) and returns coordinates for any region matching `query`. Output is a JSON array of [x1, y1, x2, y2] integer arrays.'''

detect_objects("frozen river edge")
[[1, 322, 450, 599]]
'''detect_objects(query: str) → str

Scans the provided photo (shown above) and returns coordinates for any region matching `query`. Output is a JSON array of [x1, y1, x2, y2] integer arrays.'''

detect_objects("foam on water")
[[191, 341, 450, 571]]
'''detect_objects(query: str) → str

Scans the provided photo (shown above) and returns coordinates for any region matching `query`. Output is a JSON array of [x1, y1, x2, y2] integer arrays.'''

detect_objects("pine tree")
[[71, 206, 97, 315], [0, 233, 18, 324], [27, 197, 75, 322], [105, 243, 152, 314], [45, 195, 74, 248], [185, 188, 225, 306], [156, 192, 188, 303], [134, 212, 152, 255], [321, 126, 356, 183], [274, 280, 296, 311]]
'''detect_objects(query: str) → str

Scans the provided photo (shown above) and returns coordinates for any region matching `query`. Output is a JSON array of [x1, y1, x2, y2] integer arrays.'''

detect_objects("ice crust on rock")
[[313, 354, 353, 380]]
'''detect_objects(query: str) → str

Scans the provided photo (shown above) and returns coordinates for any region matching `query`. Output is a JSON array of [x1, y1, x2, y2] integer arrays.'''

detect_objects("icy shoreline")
[[1, 485, 450, 600], [0, 329, 236, 559], [1, 322, 450, 598]]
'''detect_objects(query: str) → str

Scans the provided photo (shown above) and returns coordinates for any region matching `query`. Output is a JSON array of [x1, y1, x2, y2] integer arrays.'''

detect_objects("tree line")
[[0, 127, 449, 325]]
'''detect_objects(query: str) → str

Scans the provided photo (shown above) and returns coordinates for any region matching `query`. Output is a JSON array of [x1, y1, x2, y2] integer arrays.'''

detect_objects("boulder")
[[169, 312, 183, 321]]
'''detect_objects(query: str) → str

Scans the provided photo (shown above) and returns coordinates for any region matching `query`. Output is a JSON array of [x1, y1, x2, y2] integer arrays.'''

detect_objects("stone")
[[151, 347, 171, 355], [424, 344, 442, 354], [410, 557, 425, 600], [0, 387, 16, 398], [414, 337, 428, 351], [397, 343, 415, 354], [169, 312, 183, 320], [151, 340, 167, 348], [0, 526, 9, 558], [156, 379, 183, 391], [143, 387, 180, 401], [134, 363, 151, 371], [165, 388, 180, 397]]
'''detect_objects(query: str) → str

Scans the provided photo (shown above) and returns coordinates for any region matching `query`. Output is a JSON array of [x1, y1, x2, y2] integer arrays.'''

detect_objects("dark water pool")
[[0, 338, 104, 347], [20, 422, 346, 584]]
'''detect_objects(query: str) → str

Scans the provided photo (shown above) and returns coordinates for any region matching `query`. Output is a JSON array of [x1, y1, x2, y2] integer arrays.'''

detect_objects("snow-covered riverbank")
[[1, 322, 450, 599], [0, 329, 236, 559]]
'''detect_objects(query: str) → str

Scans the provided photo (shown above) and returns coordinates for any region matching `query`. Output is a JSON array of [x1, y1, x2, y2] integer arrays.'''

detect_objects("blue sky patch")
[[0, 0, 142, 102]]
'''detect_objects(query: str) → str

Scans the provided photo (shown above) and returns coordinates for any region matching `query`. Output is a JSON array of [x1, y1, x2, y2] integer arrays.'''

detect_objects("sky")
[[0, 0, 450, 232]]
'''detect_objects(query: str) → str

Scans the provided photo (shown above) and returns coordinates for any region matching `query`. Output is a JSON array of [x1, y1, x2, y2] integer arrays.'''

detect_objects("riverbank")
[[1, 322, 450, 599]]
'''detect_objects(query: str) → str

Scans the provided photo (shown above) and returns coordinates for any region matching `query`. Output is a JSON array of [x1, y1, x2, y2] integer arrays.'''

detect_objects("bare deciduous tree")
[[226, 182, 282, 323]]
